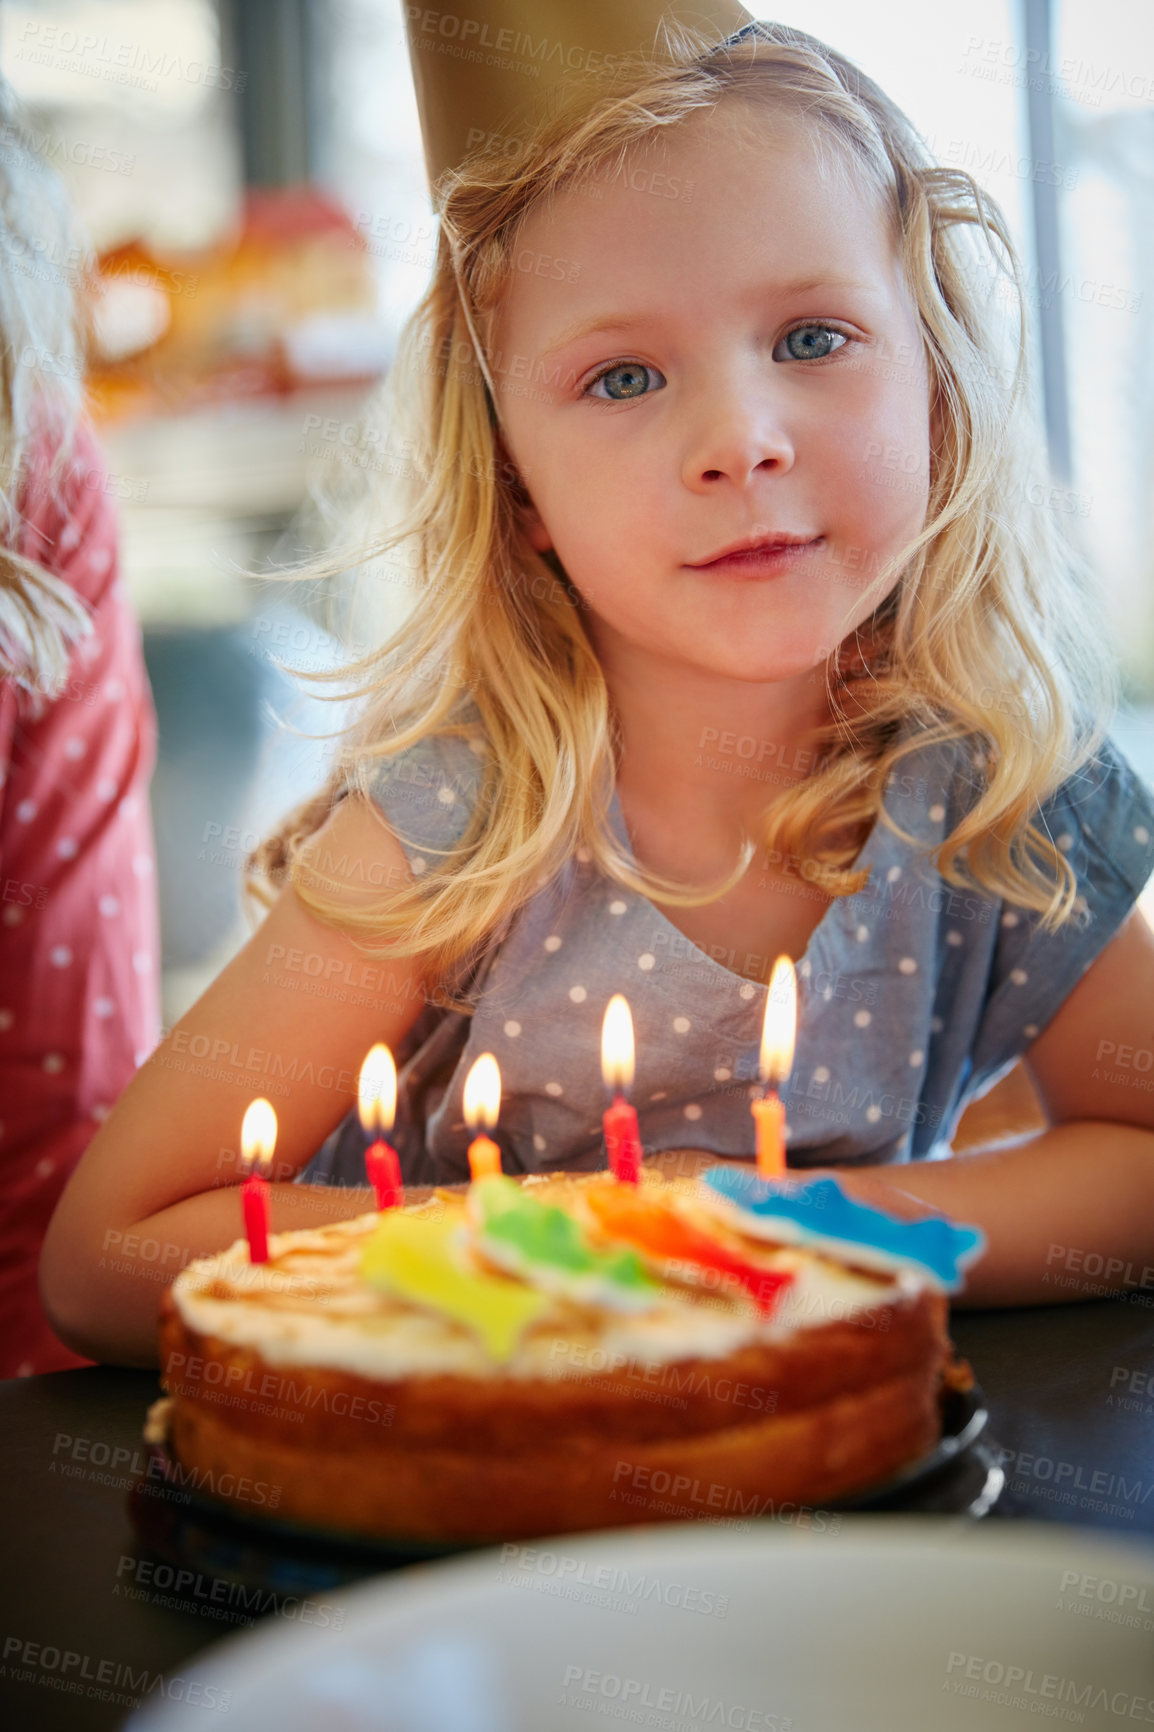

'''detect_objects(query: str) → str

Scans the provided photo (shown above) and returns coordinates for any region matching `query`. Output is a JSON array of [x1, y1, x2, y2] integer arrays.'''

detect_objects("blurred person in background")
[[0, 78, 160, 1375]]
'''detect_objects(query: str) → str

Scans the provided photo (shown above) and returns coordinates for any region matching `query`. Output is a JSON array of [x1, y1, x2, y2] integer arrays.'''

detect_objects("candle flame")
[[759, 955, 797, 1086], [358, 1043, 397, 1136], [463, 1052, 501, 1131], [601, 994, 635, 1094], [241, 1097, 277, 1175]]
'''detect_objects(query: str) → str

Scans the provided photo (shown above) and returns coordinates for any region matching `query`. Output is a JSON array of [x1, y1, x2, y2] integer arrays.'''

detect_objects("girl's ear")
[[495, 430, 552, 554]]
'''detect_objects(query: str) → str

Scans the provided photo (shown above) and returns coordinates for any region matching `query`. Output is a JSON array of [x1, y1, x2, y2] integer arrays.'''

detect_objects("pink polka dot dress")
[[0, 421, 160, 1376]]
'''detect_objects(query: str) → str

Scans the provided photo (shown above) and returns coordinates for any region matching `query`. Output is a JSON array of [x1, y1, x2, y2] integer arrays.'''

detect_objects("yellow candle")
[[468, 1135, 502, 1180], [751, 1090, 786, 1179], [753, 956, 796, 1179]]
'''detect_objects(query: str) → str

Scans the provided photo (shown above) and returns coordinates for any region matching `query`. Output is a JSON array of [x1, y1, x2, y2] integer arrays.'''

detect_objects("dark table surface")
[[3, 1294, 1154, 1732]]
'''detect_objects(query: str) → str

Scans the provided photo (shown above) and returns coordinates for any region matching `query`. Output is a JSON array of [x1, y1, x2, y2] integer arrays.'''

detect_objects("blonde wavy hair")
[[0, 76, 93, 700], [247, 19, 1117, 1004]]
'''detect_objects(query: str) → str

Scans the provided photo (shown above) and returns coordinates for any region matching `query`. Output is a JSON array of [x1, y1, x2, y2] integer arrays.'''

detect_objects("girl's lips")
[[689, 536, 824, 577]]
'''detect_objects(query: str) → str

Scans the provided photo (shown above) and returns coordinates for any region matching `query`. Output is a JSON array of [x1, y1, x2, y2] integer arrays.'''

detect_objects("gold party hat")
[[403, 1, 756, 197]]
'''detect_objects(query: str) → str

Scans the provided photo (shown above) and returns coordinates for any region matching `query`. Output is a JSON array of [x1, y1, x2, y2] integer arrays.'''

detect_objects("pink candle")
[[240, 1098, 276, 1265], [603, 1091, 642, 1186], [241, 1168, 270, 1263], [601, 995, 642, 1185]]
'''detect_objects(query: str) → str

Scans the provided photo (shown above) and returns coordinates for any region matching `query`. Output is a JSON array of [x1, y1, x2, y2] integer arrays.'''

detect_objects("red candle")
[[365, 1139, 403, 1209], [240, 1098, 276, 1264], [359, 1044, 403, 1210], [463, 1053, 503, 1180], [601, 995, 642, 1185], [753, 957, 796, 1180]]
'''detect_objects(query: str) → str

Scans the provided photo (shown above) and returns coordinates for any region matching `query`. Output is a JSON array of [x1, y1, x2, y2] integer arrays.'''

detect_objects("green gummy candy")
[[473, 1176, 657, 1293]]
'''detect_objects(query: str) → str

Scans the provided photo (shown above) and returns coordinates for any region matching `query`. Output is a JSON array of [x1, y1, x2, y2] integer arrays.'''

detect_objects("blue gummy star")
[[699, 1167, 985, 1293]]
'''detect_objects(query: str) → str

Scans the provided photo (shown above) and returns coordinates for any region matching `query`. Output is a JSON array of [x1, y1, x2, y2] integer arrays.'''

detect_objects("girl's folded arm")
[[39, 794, 431, 1367], [653, 911, 1154, 1310], [817, 908, 1154, 1307]]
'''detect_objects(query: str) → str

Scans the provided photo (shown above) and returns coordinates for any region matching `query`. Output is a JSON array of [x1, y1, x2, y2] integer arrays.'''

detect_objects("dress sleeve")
[[360, 720, 488, 875], [0, 421, 161, 1376], [968, 734, 1154, 1090]]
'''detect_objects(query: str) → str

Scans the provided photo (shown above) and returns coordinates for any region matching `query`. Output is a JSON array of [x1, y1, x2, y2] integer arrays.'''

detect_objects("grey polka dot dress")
[[302, 712, 1154, 1188]]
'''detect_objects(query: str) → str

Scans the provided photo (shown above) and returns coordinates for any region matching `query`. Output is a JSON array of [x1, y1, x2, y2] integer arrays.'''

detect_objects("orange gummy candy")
[[585, 1184, 793, 1314]]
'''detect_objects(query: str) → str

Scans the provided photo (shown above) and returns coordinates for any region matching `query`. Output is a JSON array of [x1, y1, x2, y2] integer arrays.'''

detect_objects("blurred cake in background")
[[87, 185, 389, 424]]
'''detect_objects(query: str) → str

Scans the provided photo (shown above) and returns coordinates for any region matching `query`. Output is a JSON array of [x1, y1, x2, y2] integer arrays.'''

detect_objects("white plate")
[[128, 1518, 1154, 1732]]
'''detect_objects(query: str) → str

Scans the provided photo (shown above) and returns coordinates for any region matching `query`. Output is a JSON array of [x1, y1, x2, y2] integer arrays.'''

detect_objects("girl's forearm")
[[828, 1122, 1154, 1308], [648, 1128, 1154, 1308], [42, 1182, 418, 1369]]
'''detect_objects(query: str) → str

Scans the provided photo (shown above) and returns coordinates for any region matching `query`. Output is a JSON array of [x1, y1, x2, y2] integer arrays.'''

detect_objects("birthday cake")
[[153, 1168, 983, 1542]]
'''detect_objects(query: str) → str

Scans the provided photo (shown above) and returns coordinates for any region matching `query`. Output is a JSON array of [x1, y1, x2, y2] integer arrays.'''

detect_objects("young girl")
[[41, 21, 1154, 1367]]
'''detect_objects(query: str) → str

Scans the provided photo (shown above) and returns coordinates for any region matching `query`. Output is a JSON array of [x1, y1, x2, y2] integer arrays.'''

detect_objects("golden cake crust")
[[161, 1362, 944, 1540]]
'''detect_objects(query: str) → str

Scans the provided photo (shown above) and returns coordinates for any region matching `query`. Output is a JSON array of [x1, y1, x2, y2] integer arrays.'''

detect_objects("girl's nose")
[[681, 369, 796, 489]]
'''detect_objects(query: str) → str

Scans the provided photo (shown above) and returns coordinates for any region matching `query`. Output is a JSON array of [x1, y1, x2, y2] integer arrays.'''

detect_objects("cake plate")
[[126, 1382, 1004, 1601]]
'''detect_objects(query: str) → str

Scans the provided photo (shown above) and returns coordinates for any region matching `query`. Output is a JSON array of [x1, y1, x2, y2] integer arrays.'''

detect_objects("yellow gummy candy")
[[360, 1209, 550, 1361]]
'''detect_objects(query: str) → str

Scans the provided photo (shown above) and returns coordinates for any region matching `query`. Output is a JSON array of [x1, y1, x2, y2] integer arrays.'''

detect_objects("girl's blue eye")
[[778, 324, 848, 362], [584, 361, 663, 401], [582, 325, 849, 400]]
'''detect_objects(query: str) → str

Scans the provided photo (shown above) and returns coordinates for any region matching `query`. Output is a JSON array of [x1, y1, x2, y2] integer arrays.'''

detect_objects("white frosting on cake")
[[169, 1194, 923, 1384]]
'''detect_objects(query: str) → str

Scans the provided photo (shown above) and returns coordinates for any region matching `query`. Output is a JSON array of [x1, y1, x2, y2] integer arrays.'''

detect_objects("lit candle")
[[240, 1097, 276, 1264], [463, 1052, 503, 1179], [752, 955, 797, 1180], [359, 1043, 402, 1210], [601, 994, 642, 1185]]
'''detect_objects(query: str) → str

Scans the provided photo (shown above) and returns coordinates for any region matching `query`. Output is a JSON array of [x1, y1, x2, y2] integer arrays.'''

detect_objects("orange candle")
[[753, 956, 796, 1180], [467, 1134, 502, 1180], [463, 1052, 503, 1179], [358, 1044, 403, 1209], [601, 995, 642, 1184], [751, 1089, 786, 1179], [240, 1098, 276, 1264]]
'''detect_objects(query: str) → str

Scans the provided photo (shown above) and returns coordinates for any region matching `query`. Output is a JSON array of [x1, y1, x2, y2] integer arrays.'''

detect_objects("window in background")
[[311, 0, 433, 342], [0, 0, 242, 249], [1053, 0, 1154, 703]]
